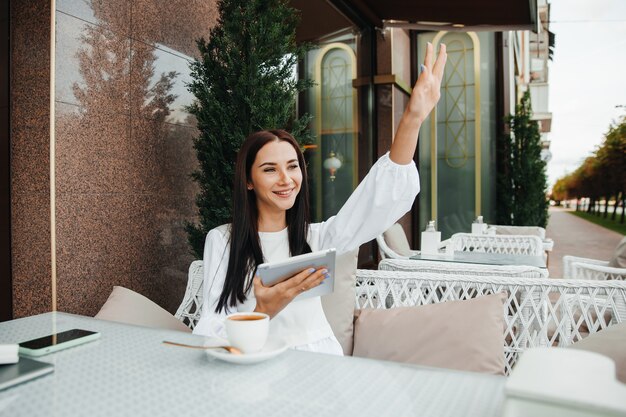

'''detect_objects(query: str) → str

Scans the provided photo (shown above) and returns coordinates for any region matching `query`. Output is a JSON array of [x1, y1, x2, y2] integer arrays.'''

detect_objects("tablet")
[[0, 357, 54, 391], [257, 248, 336, 301]]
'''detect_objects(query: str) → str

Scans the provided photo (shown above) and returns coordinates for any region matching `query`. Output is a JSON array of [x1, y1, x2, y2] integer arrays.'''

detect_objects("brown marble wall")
[[52, 0, 219, 315], [10, 0, 53, 317], [10, 0, 219, 318]]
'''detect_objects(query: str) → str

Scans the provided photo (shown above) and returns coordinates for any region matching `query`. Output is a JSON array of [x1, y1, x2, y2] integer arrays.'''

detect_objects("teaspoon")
[[162, 340, 242, 355]]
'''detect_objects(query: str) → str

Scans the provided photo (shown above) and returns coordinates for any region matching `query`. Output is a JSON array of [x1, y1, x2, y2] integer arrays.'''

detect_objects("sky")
[[546, 0, 626, 187]]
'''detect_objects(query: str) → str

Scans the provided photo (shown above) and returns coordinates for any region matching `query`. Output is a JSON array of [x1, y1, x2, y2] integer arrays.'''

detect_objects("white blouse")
[[192, 152, 420, 349]]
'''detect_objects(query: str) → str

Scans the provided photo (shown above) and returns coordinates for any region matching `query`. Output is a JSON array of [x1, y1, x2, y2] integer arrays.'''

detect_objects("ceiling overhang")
[[293, 0, 538, 42]]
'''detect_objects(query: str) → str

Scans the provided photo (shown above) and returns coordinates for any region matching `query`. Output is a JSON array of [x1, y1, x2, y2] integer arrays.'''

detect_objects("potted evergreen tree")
[[185, 0, 313, 257], [496, 91, 549, 228]]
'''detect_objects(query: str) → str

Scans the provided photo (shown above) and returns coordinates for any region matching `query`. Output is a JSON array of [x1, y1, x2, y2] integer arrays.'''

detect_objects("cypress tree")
[[496, 91, 549, 227], [185, 0, 313, 258]]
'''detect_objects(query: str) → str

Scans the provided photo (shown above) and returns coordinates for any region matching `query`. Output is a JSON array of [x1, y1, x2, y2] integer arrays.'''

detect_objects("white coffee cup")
[[224, 312, 269, 353]]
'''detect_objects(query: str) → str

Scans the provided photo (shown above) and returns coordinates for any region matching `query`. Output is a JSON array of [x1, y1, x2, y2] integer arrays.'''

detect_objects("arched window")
[[418, 31, 496, 239], [306, 40, 357, 221]]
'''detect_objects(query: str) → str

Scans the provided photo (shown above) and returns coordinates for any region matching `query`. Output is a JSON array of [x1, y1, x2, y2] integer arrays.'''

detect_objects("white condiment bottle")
[[421, 220, 441, 255], [472, 216, 487, 234]]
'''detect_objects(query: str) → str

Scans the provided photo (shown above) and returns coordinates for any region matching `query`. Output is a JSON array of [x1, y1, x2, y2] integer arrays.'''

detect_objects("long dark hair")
[[216, 130, 312, 313]]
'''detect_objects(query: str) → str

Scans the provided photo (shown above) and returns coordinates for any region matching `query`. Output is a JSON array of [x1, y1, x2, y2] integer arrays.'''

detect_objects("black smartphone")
[[18, 329, 101, 357]]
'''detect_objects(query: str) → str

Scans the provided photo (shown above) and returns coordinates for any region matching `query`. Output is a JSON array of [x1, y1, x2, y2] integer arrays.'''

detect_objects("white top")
[[193, 152, 420, 348]]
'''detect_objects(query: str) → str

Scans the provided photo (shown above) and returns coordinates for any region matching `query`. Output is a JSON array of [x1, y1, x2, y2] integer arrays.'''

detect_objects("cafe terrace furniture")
[[174, 260, 204, 330], [379, 258, 548, 278], [489, 224, 555, 253], [447, 233, 544, 257], [355, 269, 626, 375], [375, 223, 449, 260], [560, 255, 626, 339], [174, 261, 626, 374], [375, 223, 419, 259], [96, 286, 192, 333], [376, 233, 414, 259], [409, 251, 546, 269], [563, 255, 626, 281], [0, 312, 507, 417], [177, 261, 626, 372]]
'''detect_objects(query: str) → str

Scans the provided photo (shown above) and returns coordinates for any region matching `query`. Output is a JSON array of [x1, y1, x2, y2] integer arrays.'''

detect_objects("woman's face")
[[248, 140, 303, 216]]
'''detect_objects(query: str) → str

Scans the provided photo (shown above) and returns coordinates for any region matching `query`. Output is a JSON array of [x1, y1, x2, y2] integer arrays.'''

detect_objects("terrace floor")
[[547, 206, 624, 278]]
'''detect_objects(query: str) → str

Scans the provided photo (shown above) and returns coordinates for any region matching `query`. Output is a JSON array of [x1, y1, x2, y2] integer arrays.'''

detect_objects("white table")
[[0, 312, 506, 416], [411, 251, 547, 269]]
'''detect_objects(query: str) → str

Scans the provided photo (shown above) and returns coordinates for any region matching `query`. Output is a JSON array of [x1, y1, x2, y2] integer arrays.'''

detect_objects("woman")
[[193, 43, 447, 355]]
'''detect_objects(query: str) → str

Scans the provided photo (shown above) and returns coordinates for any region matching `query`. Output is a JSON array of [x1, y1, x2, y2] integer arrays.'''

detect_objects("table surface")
[[411, 251, 547, 268], [0, 312, 506, 417]]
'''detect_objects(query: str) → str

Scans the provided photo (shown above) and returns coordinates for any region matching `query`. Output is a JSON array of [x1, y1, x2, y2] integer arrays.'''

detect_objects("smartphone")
[[18, 329, 101, 357]]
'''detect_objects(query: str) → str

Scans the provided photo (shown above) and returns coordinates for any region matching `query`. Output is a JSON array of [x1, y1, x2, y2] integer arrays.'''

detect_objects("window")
[[304, 33, 358, 221]]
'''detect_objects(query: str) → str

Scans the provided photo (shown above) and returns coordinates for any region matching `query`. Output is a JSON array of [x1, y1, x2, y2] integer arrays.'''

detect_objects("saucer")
[[205, 341, 288, 365]]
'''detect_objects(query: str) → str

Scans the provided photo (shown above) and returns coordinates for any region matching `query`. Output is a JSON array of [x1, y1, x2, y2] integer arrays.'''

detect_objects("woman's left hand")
[[252, 267, 327, 319]]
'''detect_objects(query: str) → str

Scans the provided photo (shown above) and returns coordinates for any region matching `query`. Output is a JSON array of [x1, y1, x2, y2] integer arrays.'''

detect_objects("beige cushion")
[[353, 292, 506, 375], [321, 249, 359, 355], [495, 225, 545, 239], [569, 322, 626, 383], [608, 236, 626, 268], [95, 286, 191, 333], [383, 223, 412, 256]]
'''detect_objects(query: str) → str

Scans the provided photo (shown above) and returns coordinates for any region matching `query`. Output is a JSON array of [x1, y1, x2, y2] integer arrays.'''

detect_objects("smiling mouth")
[[273, 189, 295, 198]]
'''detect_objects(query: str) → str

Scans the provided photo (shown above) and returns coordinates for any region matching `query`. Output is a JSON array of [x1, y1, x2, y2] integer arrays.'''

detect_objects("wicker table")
[[0, 312, 506, 417], [411, 251, 547, 269]]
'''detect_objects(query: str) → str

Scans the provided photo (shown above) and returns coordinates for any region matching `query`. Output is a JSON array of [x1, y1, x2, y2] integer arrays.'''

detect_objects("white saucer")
[[205, 341, 288, 365]]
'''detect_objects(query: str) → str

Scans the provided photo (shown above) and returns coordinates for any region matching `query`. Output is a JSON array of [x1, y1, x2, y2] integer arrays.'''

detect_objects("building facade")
[[1, 0, 542, 320]]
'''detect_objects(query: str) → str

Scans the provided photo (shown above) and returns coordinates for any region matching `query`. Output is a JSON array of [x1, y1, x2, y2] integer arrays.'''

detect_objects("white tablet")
[[257, 248, 336, 301]]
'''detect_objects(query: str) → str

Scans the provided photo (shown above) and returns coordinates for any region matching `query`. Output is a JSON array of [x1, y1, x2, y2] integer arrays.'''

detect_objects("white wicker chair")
[[563, 255, 626, 281], [379, 258, 549, 278], [560, 256, 625, 348], [375, 234, 418, 259], [376, 223, 419, 260], [355, 269, 626, 375], [490, 224, 554, 252], [491, 225, 546, 239], [174, 260, 204, 329], [448, 233, 544, 256]]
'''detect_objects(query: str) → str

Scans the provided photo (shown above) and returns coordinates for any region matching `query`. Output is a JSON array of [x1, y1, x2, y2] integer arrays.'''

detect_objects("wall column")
[[375, 28, 416, 249]]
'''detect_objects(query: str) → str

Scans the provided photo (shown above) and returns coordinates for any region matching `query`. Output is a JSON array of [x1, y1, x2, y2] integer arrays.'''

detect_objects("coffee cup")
[[224, 312, 269, 353]]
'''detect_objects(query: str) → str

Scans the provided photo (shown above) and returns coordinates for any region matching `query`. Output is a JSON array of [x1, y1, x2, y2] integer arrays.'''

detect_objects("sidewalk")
[[546, 206, 624, 278]]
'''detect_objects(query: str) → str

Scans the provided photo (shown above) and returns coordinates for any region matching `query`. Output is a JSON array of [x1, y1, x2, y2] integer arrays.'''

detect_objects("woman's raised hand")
[[407, 42, 447, 124], [252, 267, 328, 319], [406, 42, 447, 122], [389, 42, 446, 165]]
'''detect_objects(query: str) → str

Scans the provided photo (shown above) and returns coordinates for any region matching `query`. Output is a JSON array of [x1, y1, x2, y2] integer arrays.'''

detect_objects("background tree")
[[576, 157, 597, 214], [185, 0, 314, 258], [551, 176, 569, 205], [599, 116, 626, 220], [553, 114, 626, 223], [496, 91, 549, 227]]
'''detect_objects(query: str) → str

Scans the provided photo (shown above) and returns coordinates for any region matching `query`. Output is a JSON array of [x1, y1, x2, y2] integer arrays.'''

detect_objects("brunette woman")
[[193, 43, 447, 354]]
